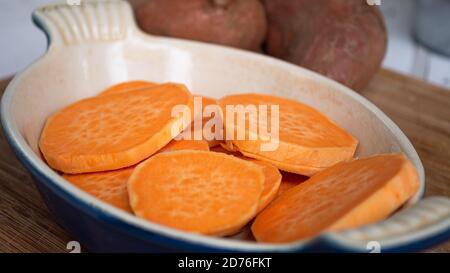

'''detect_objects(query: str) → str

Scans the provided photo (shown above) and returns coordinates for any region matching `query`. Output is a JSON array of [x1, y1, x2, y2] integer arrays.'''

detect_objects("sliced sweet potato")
[[224, 157, 282, 236], [197, 95, 217, 113], [277, 172, 308, 197], [40, 84, 193, 173], [99, 80, 157, 96], [239, 150, 322, 176], [63, 138, 208, 212], [128, 150, 264, 236], [211, 144, 281, 211], [193, 95, 222, 148], [242, 158, 281, 213], [159, 139, 210, 153], [251, 153, 420, 243], [100, 85, 216, 150], [63, 167, 134, 213], [218, 93, 358, 176], [174, 95, 221, 147], [210, 144, 282, 212]]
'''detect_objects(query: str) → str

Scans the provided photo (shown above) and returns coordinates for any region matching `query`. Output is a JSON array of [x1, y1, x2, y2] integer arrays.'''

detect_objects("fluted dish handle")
[[32, 0, 138, 49], [325, 197, 450, 252]]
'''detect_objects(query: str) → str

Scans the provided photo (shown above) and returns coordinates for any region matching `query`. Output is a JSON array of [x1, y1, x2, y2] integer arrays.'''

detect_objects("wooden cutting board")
[[0, 69, 449, 253]]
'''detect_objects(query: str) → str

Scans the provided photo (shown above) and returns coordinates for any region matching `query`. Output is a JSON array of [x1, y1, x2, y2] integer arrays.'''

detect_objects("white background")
[[1, 0, 450, 89]]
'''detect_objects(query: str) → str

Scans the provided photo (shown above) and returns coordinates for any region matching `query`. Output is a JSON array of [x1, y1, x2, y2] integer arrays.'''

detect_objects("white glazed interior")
[[1, 0, 427, 251]]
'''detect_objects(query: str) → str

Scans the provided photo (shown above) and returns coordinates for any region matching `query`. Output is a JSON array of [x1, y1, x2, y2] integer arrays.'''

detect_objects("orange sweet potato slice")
[[101, 82, 211, 153], [99, 80, 157, 96], [40, 84, 193, 173], [218, 93, 358, 176], [241, 158, 281, 213], [62, 138, 207, 212], [198, 95, 217, 114], [251, 153, 420, 243], [223, 158, 281, 236], [159, 139, 210, 152], [170, 95, 221, 147], [193, 95, 222, 148], [210, 145, 281, 212], [128, 150, 265, 236], [210, 146, 281, 212], [239, 150, 323, 176], [63, 167, 134, 213]]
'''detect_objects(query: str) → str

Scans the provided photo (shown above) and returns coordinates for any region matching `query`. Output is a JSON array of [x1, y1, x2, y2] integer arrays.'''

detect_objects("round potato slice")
[[159, 139, 210, 153], [251, 153, 420, 243], [194, 95, 222, 148], [128, 150, 264, 236], [218, 93, 358, 176], [242, 158, 281, 213], [40, 84, 193, 173], [63, 167, 134, 213], [223, 158, 281, 236]]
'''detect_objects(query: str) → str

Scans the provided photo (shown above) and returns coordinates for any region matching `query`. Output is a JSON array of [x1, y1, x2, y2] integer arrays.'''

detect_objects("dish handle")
[[323, 196, 450, 252], [32, 0, 138, 50]]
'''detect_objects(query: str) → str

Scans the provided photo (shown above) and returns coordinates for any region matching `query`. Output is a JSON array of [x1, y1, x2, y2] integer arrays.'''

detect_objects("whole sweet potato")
[[129, 0, 267, 51], [264, 0, 387, 91]]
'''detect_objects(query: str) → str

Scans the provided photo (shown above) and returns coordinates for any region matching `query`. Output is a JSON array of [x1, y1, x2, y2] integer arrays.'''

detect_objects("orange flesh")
[[218, 93, 358, 176], [99, 81, 158, 96], [239, 150, 323, 177], [198, 95, 217, 112], [128, 151, 264, 236], [39, 84, 193, 173], [194, 95, 222, 147], [63, 167, 134, 213], [251, 153, 420, 243], [159, 139, 210, 152], [222, 157, 282, 236], [62, 137, 208, 213], [39, 81, 419, 245], [210, 145, 282, 211], [224, 156, 283, 236], [102, 85, 212, 152], [241, 158, 281, 213]]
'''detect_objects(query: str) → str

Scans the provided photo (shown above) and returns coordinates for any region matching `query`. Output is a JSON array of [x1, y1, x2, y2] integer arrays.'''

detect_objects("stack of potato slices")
[[39, 81, 419, 243]]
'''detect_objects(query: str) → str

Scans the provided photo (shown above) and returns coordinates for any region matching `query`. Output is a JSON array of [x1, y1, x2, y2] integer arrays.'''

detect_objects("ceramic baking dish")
[[1, 0, 450, 252]]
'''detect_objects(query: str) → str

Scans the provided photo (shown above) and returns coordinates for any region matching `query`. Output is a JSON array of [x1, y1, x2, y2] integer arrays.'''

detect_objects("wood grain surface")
[[0, 69, 449, 253]]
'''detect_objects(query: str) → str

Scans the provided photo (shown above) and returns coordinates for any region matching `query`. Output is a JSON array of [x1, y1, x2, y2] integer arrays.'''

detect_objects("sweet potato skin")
[[130, 0, 267, 51], [263, 0, 387, 91]]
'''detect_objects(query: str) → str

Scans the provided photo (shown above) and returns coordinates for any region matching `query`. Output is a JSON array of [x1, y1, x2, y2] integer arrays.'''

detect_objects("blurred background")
[[1, 0, 450, 88]]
